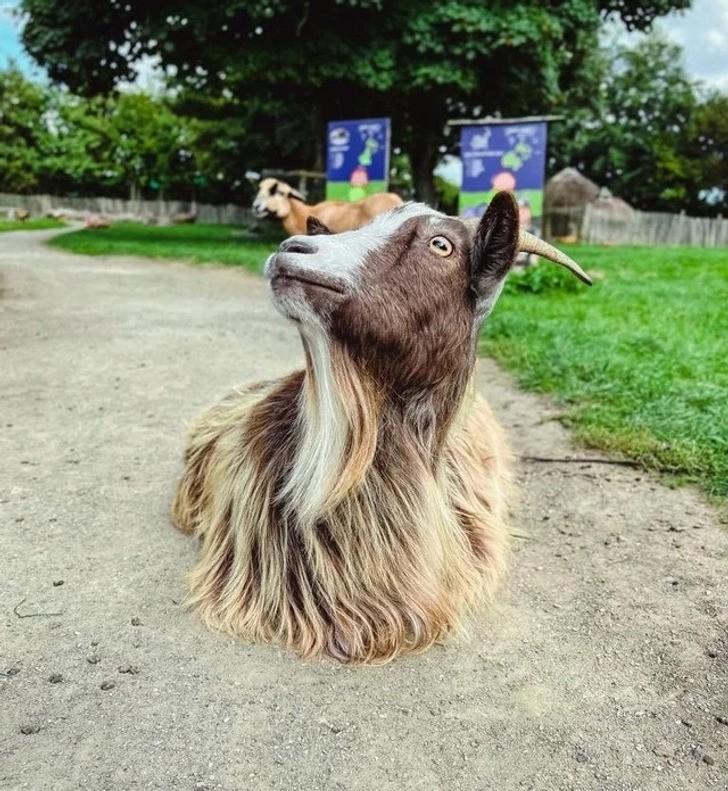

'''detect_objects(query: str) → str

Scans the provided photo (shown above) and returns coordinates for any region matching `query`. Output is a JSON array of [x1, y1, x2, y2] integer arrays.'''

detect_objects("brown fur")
[[253, 178, 403, 236]]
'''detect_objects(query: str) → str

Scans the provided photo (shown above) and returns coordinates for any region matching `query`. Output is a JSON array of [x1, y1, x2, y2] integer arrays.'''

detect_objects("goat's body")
[[172, 367, 511, 664], [284, 193, 404, 236]]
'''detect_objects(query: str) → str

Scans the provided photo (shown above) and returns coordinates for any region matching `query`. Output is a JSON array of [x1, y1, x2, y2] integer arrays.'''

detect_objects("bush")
[[506, 261, 584, 295]]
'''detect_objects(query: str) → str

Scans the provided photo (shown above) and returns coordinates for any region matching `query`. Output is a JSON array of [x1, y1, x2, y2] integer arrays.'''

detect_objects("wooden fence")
[[543, 204, 728, 247], [0, 193, 254, 226], [3, 191, 727, 246]]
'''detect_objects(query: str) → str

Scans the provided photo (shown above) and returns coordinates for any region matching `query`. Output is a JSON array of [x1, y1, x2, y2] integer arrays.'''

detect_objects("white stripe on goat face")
[[267, 202, 445, 289]]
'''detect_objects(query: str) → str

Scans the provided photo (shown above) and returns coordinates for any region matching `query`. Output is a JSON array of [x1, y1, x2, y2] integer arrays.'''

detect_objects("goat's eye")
[[429, 236, 453, 257]]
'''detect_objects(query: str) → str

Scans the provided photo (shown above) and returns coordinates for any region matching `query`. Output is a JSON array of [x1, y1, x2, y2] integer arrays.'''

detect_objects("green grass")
[[0, 217, 66, 232], [48, 223, 727, 501], [481, 245, 728, 501], [49, 221, 283, 274]]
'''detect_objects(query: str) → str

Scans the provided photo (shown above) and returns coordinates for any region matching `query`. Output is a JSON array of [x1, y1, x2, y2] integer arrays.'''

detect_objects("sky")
[[2, 0, 728, 90], [0, 2, 37, 75], [644, 0, 728, 92]]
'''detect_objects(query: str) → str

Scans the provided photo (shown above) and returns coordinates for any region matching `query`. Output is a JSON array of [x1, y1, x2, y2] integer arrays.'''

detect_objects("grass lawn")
[[482, 245, 728, 502], [48, 224, 727, 502], [49, 221, 283, 273], [0, 217, 66, 232]]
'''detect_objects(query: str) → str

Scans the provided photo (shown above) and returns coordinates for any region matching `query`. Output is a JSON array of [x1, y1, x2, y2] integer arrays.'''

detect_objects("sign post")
[[454, 117, 557, 234], [326, 118, 391, 201]]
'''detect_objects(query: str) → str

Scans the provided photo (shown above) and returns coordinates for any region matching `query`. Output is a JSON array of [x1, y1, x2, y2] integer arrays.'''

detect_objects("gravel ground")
[[1, 228, 726, 791]]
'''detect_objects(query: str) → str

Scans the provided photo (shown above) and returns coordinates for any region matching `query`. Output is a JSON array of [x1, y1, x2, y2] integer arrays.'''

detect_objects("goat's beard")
[[172, 325, 512, 663], [281, 328, 379, 527]]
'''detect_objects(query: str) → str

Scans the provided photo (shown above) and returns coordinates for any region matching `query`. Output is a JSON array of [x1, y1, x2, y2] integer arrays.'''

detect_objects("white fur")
[[265, 203, 444, 293], [279, 328, 349, 526]]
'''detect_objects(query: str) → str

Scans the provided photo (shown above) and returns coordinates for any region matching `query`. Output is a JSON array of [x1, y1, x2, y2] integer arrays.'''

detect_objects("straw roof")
[[593, 187, 635, 217], [545, 167, 600, 208], [545, 168, 635, 216]]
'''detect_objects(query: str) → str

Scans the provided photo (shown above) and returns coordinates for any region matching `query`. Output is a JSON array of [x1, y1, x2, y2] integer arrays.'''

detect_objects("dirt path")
[[1, 229, 725, 791]]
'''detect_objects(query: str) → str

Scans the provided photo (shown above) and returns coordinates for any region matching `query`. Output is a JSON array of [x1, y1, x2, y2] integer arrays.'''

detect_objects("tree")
[[0, 66, 48, 192], [21, 1, 692, 203], [108, 93, 197, 201], [549, 29, 706, 213], [0, 67, 214, 200], [688, 92, 728, 215]]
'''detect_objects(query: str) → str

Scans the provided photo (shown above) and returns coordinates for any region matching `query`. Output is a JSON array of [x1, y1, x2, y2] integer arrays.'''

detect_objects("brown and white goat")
[[172, 192, 590, 664], [252, 177, 403, 236]]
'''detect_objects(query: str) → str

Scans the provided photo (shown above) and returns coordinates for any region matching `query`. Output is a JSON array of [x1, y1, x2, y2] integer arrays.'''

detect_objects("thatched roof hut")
[[543, 168, 634, 241], [545, 167, 600, 209]]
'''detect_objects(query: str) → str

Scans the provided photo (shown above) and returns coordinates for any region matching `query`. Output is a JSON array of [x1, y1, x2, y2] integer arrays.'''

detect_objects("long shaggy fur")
[[172, 351, 511, 664]]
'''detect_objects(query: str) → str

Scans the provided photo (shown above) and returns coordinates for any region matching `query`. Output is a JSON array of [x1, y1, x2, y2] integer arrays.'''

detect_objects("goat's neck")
[[384, 370, 475, 457], [281, 332, 473, 527], [282, 197, 313, 236]]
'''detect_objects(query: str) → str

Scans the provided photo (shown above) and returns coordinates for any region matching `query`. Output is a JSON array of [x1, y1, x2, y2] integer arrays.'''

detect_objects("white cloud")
[[704, 29, 727, 48], [659, 0, 728, 89], [707, 73, 728, 92]]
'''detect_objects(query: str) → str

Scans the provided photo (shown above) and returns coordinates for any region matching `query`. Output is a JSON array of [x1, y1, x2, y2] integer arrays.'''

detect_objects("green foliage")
[[505, 262, 583, 295], [482, 244, 728, 500], [599, 0, 691, 30], [20, 0, 690, 204], [688, 92, 728, 215], [107, 93, 197, 199], [549, 27, 727, 216], [0, 68, 239, 202], [0, 68, 48, 192]]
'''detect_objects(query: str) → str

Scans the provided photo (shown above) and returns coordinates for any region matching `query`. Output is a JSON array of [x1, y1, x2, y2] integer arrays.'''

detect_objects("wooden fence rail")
[[0, 193, 254, 226], [3, 192, 727, 246], [544, 205, 728, 247]]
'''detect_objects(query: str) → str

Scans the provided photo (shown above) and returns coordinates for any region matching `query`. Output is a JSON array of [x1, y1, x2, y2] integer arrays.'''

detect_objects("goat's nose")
[[279, 237, 317, 254]]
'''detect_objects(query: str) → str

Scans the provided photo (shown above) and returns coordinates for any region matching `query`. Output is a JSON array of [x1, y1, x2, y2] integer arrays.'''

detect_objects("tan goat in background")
[[252, 177, 403, 235]]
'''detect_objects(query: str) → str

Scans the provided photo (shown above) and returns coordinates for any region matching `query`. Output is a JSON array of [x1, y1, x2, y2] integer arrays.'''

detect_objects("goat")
[[252, 177, 403, 236], [172, 192, 590, 664]]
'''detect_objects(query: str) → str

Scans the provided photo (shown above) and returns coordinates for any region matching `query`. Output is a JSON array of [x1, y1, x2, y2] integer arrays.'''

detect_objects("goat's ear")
[[470, 191, 520, 310], [306, 216, 333, 236], [288, 188, 306, 202]]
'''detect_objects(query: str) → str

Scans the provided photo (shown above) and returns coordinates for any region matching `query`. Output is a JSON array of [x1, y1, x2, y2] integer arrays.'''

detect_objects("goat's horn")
[[518, 230, 592, 285]]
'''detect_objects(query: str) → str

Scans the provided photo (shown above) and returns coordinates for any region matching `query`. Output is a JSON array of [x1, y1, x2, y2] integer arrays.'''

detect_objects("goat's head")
[[265, 193, 589, 391], [252, 178, 305, 219]]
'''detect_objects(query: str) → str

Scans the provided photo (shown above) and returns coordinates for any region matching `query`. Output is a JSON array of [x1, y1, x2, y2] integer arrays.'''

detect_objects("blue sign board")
[[459, 121, 548, 230], [326, 117, 391, 201]]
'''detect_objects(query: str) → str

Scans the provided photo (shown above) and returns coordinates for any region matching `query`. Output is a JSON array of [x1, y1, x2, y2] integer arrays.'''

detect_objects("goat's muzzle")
[[267, 239, 349, 299], [252, 199, 273, 219]]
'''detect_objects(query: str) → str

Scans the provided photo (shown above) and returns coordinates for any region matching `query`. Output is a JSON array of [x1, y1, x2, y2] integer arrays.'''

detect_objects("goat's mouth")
[[269, 260, 348, 296]]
